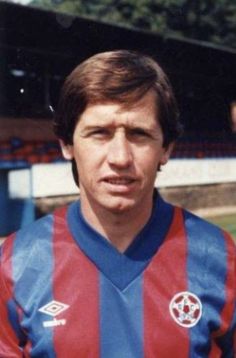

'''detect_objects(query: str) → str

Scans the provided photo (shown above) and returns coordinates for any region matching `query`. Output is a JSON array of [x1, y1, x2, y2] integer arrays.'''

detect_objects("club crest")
[[169, 291, 202, 328]]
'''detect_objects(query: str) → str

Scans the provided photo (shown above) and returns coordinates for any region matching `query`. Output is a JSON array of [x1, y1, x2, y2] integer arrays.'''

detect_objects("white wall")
[[8, 158, 236, 199], [156, 158, 236, 187]]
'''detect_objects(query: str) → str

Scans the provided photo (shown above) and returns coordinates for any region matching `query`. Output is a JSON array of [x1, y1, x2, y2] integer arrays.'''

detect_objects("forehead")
[[78, 90, 159, 128]]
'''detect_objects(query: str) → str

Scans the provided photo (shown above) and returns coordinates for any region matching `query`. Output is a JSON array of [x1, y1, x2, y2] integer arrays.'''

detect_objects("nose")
[[107, 132, 133, 169]]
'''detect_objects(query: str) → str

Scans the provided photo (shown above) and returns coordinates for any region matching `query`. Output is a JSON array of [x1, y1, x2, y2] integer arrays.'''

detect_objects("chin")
[[102, 198, 137, 214]]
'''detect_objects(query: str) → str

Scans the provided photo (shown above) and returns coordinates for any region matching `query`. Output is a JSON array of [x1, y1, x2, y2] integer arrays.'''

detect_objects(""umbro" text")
[[43, 319, 66, 328]]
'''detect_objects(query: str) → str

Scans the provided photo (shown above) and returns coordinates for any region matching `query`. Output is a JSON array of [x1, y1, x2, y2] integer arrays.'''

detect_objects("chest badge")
[[169, 291, 202, 328]]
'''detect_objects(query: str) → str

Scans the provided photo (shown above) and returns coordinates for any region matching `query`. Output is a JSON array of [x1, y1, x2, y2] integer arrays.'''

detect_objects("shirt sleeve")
[[0, 244, 24, 357], [216, 232, 236, 356]]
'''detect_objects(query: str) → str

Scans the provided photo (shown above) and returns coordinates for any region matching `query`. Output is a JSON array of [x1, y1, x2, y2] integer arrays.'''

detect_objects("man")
[[0, 50, 235, 357]]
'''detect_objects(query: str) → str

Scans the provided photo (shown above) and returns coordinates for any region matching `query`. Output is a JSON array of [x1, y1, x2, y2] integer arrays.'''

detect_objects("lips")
[[104, 177, 134, 185], [102, 175, 136, 187]]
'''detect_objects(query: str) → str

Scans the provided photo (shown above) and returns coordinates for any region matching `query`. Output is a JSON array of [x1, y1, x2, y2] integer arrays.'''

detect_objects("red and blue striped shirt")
[[0, 194, 235, 357]]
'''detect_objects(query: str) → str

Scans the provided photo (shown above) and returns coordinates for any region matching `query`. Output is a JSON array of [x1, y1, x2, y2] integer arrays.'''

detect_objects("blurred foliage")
[[30, 0, 236, 48], [207, 214, 236, 239]]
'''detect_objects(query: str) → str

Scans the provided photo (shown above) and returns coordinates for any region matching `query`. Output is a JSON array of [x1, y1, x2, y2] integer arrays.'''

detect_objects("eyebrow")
[[80, 122, 157, 132], [80, 124, 109, 132]]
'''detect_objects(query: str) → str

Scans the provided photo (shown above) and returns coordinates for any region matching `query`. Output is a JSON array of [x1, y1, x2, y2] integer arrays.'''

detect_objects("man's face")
[[62, 91, 173, 215]]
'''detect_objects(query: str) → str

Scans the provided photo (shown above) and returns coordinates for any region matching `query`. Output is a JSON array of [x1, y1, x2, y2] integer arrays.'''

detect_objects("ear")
[[160, 142, 175, 166], [59, 139, 74, 160]]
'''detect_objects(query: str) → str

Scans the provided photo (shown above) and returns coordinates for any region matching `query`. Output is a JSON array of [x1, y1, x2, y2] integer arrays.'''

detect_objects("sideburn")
[[71, 158, 79, 187]]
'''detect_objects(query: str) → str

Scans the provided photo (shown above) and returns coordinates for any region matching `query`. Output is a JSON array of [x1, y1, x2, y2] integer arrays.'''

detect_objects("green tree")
[[30, 0, 236, 48]]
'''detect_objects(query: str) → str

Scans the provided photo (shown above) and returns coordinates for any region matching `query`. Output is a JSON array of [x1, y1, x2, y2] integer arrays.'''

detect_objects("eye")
[[129, 128, 150, 137], [89, 128, 110, 138]]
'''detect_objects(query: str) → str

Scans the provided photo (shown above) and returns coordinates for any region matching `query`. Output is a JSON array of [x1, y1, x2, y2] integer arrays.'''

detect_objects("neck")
[[80, 195, 154, 253]]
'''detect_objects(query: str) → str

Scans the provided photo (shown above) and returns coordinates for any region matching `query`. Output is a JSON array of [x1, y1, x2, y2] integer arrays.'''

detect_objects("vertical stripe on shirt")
[[0, 234, 25, 352], [100, 273, 143, 358], [184, 211, 228, 357], [12, 215, 56, 357], [52, 207, 100, 357], [143, 207, 190, 357]]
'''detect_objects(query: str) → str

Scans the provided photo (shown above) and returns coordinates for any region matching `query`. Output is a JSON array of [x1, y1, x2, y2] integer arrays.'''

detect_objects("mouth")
[[103, 177, 135, 185], [101, 176, 137, 193]]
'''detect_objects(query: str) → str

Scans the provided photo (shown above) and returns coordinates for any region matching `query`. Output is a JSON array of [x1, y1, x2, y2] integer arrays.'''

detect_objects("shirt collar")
[[67, 191, 174, 290]]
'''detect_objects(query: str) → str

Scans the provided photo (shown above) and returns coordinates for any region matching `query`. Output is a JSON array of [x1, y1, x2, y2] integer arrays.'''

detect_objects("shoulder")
[[181, 208, 236, 263], [0, 206, 70, 282], [183, 209, 234, 240], [1, 213, 53, 255], [2, 205, 70, 249], [0, 215, 51, 279]]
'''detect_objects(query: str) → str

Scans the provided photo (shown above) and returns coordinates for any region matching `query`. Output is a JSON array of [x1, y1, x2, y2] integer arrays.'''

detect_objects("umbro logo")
[[39, 300, 69, 317], [38, 300, 69, 328]]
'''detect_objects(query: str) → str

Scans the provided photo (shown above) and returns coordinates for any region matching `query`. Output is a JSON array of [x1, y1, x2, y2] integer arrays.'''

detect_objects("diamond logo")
[[38, 300, 69, 317]]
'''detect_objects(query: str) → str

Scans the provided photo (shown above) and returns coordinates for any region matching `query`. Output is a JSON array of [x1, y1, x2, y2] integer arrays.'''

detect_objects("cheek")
[[136, 151, 159, 174], [73, 151, 87, 175], [74, 147, 103, 173]]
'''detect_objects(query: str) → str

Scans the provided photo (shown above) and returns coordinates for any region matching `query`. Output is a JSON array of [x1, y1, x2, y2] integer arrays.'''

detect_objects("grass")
[[206, 214, 236, 242]]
